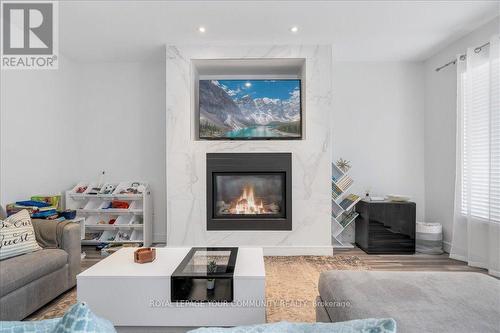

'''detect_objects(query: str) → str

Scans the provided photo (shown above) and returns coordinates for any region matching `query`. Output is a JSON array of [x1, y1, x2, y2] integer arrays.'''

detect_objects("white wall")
[[424, 17, 499, 250], [74, 61, 166, 241], [0, 59, 167, 242], [0, 56, 79, 214], [332, 62, 426, 224]]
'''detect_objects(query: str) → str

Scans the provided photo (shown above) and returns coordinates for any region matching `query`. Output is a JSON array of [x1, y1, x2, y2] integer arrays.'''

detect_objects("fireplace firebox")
[[207, 153, 292, 230]]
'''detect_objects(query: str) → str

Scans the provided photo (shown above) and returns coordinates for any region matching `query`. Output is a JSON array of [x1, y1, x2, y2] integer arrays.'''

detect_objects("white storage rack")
[[65, 182, 152, 247], [331, 163, 361, 248]]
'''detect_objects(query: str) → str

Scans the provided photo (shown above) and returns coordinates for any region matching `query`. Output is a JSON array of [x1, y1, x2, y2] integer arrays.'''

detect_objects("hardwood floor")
[[82, 245, 489, 274], [83, 245, 489, 274], [334, 247, 488, 274]]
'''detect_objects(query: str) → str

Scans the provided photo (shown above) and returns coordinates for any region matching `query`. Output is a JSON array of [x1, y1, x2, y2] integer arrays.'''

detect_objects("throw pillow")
[[0, 210, 42, 260], [51, 302, 116, 333], [0, 318, 59, 333], [188, 319, 397, 333]]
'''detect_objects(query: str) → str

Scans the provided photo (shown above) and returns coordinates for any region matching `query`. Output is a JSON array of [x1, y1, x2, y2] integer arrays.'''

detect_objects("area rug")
[[264, 255, 370, 322], [27, 255, 370, 322]]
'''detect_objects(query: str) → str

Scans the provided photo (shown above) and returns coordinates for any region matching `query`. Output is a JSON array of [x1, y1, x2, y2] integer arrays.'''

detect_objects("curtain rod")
[[435, 41, 490, 72]]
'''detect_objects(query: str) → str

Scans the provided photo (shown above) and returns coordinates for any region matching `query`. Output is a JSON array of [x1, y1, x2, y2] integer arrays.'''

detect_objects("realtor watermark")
[[148, 299, 352, 309], [1, 1, 58, 69]]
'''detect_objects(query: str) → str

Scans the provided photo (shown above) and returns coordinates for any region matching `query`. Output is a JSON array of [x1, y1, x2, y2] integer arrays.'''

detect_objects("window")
[[460, 54, 500, 222]]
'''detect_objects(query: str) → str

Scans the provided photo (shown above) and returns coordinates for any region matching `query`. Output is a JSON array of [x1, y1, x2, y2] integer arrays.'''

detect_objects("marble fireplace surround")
[[166, 45, 332, 255]]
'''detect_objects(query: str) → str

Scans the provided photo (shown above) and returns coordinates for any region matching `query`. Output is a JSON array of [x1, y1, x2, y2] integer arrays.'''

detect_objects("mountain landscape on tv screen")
[[199, 80, 301, 138]]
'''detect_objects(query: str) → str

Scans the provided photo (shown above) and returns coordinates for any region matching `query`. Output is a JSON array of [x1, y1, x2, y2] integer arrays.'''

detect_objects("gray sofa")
[[316, 270, 500, 333], [0, 221, 80, 320]]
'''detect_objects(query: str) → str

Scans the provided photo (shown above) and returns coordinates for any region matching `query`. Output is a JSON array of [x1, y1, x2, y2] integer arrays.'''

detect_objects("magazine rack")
[[331, 163, 361, 248]]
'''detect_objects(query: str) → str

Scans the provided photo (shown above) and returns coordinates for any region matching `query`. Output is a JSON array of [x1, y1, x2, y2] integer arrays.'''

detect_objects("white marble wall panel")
[[166, 45, 332, 253]]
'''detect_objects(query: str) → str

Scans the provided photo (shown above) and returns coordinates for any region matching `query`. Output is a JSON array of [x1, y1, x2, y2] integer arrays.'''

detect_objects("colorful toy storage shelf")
[[65, 181, 152, 247], [331, 163, 361, 248]]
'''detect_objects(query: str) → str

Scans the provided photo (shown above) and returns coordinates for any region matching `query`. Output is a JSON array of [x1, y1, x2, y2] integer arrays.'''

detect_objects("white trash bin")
[[416, 222, 443, 254]]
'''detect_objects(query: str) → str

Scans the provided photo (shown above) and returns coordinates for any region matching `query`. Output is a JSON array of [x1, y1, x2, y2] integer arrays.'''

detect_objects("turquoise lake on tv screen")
[[225, 125, 298, 138]]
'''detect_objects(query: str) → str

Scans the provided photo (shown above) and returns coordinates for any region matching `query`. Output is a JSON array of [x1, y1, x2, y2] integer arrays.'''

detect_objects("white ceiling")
[[59, 0, 500, 62]]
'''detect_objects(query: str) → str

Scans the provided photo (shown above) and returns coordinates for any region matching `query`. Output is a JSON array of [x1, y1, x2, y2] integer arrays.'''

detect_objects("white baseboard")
[[263, 246, 332, 256]]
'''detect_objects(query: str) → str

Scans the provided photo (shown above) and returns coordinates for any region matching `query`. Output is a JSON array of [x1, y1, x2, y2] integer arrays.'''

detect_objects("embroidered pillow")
[[0, 209, 42, 260]]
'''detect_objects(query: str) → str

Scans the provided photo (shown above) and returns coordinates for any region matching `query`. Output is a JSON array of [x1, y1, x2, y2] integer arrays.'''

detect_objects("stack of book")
[[6, 195, 61, 219]]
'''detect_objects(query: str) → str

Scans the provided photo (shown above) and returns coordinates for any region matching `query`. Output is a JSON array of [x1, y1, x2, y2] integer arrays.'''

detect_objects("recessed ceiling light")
[[198, 26, 206, 33], [244, 82, 252, 88], [290, 26, 299, 33]]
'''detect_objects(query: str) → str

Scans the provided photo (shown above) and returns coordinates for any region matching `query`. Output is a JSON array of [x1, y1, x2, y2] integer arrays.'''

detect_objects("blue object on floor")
[[0, 303, 116, 333], [188, 319, 397, 333]]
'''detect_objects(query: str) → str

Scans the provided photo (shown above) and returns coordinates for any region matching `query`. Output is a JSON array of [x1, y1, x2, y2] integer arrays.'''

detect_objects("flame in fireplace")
[[231, 184, 268, 214]]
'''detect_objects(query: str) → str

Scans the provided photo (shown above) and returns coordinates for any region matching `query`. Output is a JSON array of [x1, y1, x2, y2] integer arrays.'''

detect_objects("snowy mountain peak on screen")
[[224, 87, 299, 124], [200, 80, 300, 130]]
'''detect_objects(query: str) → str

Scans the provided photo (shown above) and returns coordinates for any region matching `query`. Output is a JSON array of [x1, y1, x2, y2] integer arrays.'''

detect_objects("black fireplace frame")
[[207, 153, 292, 231]]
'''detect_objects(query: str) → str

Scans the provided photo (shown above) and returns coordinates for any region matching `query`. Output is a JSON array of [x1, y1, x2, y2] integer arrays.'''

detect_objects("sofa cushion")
[[0, 248, 68, 297], [318, 270, 500, 333], [188, 319, 397, 333], [0, 210, 42, 260]]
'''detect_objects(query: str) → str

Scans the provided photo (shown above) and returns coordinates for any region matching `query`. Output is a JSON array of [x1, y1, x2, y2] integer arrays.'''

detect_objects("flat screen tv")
[[198, 79, 302, 140]]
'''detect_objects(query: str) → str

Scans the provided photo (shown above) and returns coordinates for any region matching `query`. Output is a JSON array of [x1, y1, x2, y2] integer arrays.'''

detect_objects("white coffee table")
[[77, 247, 266, 328]]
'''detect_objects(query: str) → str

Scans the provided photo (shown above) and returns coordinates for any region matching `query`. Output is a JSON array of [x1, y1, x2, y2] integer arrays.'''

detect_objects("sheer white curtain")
[[451, 35, 500, 277]]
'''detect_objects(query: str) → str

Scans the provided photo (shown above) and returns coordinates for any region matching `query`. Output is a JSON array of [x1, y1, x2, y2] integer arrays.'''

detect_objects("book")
[[31, 195, 61, 210], [15, 200, 50, 208], [337, 212, 358, 228], [31, 209, 57, 218], [339, 194, 361, 210]]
